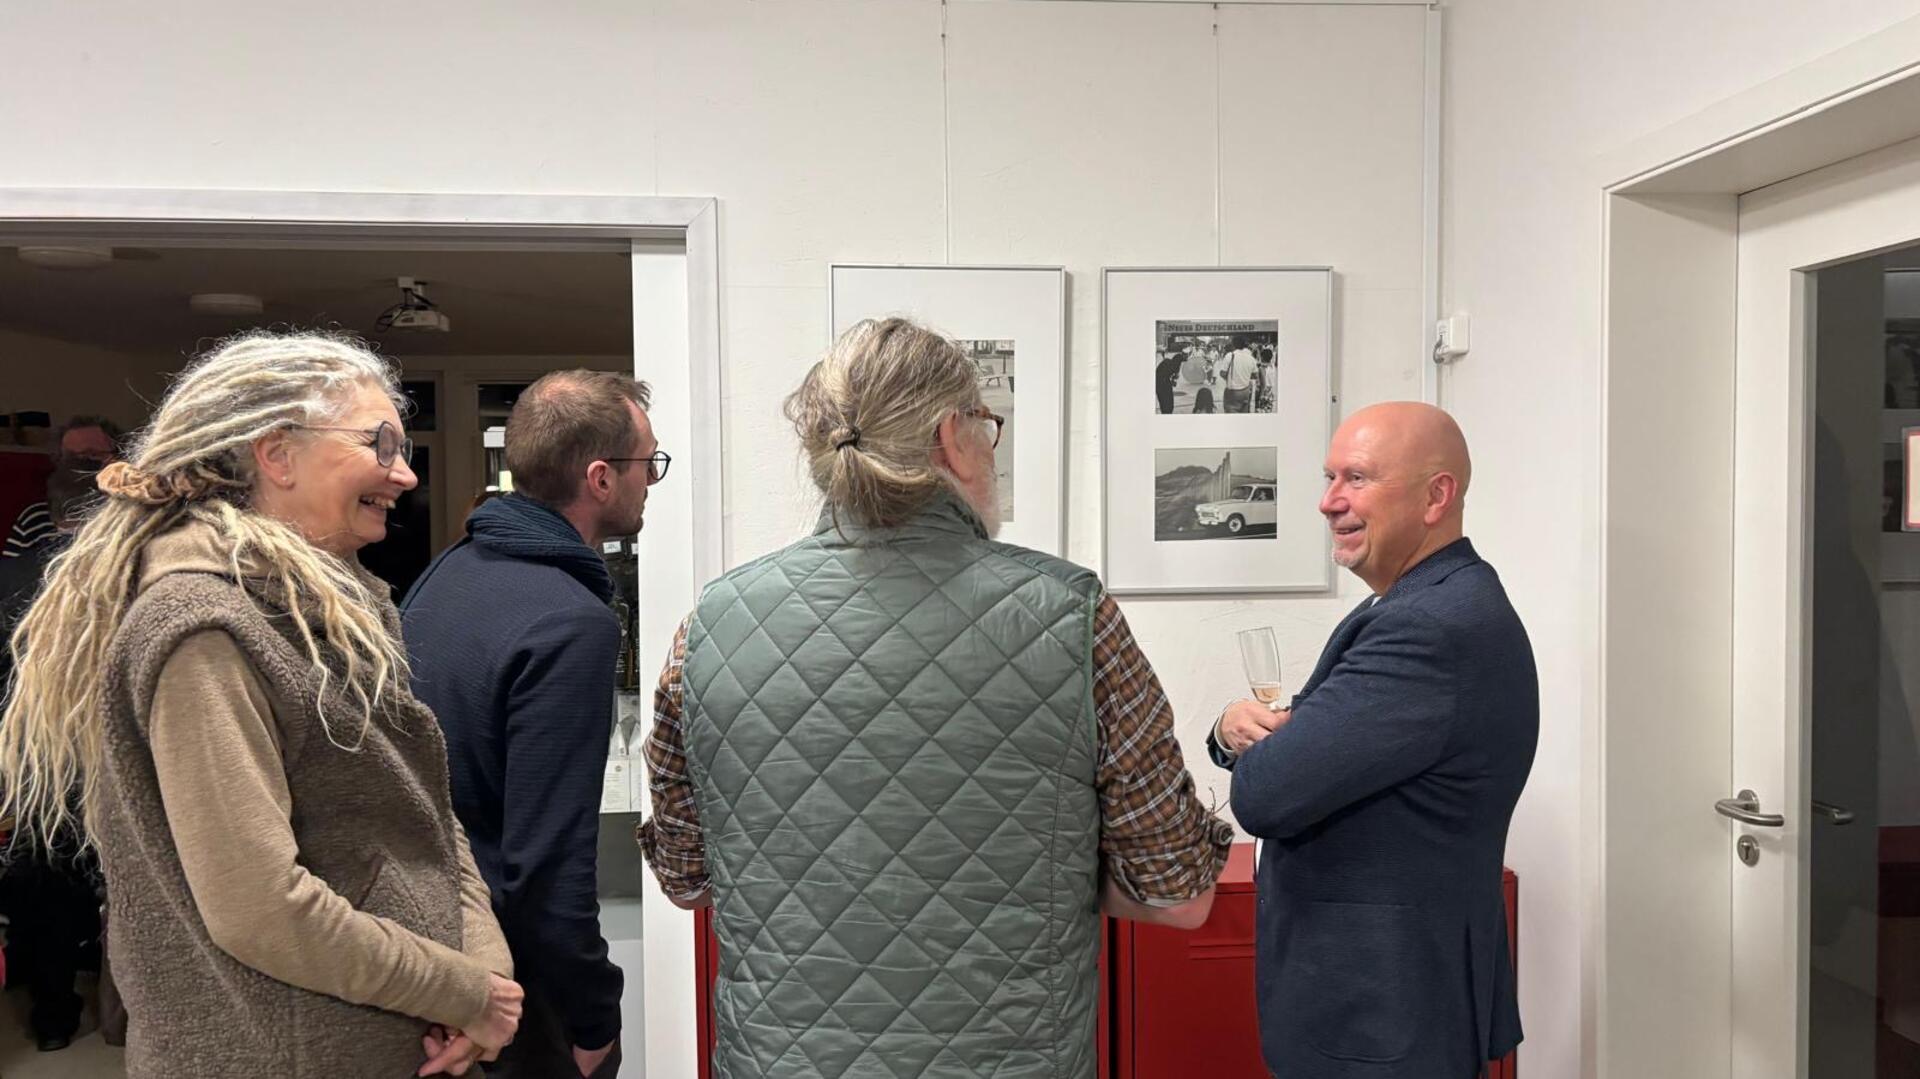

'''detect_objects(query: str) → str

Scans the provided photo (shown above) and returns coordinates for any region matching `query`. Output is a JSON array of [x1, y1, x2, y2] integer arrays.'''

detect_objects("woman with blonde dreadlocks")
[[0, 331, 524, 1078]]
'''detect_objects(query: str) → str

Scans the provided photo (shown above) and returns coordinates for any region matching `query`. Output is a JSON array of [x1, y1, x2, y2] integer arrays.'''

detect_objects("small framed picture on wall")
[[1102, 266, 1335, 594]]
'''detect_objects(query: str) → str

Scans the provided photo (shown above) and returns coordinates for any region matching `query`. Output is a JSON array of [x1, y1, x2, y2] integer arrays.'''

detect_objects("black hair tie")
[[833, 426, 862, 451]]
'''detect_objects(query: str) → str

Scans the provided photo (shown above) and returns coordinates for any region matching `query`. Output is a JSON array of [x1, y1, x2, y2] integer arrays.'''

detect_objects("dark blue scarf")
[[464, 494, 614, 603]]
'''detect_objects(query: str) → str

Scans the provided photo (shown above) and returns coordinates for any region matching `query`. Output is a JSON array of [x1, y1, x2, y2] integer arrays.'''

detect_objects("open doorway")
[[0, 189, 721, 1079], [1598, 37, 1920, 1079], [0, 238, 646, 1072]]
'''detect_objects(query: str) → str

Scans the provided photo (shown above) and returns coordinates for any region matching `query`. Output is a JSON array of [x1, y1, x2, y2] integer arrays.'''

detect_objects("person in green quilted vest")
[[638, 317, 1235, 1078]]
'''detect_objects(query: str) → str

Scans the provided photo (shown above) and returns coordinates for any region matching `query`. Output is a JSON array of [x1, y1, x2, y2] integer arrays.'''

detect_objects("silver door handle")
[[1714, 789, 1785, 827], [1811, 800, 1856, 825]]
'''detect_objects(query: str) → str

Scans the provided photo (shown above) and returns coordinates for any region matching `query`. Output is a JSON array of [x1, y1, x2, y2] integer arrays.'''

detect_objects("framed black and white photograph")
[[831, 264, 1066, 554], [1104, 267, 1334, 594], [1154, 321, 1279, 415], [1154, 447, 1278, 541]]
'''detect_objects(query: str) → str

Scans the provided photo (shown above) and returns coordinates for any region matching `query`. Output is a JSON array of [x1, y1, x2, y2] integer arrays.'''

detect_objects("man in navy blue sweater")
[[404, 370, 663, 1079]]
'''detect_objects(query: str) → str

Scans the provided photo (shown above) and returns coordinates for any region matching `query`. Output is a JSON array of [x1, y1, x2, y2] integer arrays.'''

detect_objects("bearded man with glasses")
[[402, 369, 661, 1079], [637, 319, 1231, 1079]]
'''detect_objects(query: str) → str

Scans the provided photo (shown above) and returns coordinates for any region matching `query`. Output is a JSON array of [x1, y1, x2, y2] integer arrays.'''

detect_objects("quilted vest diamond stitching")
[[684, 495, 1102, 1078]]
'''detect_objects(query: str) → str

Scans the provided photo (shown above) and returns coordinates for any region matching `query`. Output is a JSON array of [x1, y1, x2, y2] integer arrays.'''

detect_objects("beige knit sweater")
[[94, 520, 511, 1078]]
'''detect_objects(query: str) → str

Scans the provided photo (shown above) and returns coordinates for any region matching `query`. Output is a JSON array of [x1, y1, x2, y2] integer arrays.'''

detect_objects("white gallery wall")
[[1439, 2, 1920, 1076], [11, 2, 1920, 1077]]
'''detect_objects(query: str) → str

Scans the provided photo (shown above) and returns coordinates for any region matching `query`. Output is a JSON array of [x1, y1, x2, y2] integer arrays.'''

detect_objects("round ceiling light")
[[17, 245, 114, 270], [189, 292, 265, 316]]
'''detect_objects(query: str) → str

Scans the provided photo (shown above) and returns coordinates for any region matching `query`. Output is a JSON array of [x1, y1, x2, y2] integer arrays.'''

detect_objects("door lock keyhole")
[[1737, 835, 1760, 867]]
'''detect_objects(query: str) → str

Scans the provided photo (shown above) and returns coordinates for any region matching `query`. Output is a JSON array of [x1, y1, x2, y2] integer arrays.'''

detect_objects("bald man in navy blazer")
[[1209, 403, 1536, 1079]]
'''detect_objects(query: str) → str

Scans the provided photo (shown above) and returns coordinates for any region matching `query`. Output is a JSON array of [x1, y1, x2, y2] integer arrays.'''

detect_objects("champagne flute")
[[1238, 627, 1285, 710]]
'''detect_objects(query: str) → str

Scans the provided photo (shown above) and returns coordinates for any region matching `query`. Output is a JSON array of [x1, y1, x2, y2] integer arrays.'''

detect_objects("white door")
[[1732, 132, 1920, 1077]]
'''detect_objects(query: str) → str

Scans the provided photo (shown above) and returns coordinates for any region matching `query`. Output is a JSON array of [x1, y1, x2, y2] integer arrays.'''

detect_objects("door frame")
[[1596, 16, 1920, 1079], [0, 186, 726, 1079]]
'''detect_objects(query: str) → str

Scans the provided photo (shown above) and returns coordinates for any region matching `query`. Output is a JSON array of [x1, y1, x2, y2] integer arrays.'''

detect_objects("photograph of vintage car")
[[1152, 446, 1279, 541]]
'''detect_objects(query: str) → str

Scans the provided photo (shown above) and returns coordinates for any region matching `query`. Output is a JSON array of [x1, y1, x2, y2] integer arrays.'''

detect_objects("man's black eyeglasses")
[[301, 420, 413, 469], [606, 451, 672, 485], [961, 406, 1005, 449]]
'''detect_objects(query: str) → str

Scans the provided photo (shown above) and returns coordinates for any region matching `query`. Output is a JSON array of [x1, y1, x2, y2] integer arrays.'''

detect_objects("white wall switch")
[[1435, 314, 1472, 361]]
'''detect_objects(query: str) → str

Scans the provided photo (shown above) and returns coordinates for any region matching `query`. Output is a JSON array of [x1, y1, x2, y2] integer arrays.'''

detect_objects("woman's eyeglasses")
[[301, 420, 414, 469], [605, 451, 673, 485]]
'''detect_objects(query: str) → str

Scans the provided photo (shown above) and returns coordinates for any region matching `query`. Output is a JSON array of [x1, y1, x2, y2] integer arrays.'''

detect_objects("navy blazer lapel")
[[1292, 595, 1378, 706], [1291, 539, 1482, 707]]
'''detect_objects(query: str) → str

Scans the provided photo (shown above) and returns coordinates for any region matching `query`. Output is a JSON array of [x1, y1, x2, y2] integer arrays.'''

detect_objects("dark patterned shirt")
[[3, 502, 54, 559]]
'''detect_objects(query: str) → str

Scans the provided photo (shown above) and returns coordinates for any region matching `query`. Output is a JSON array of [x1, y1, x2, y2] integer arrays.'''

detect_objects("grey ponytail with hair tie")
[[784, 317, 984, 530]]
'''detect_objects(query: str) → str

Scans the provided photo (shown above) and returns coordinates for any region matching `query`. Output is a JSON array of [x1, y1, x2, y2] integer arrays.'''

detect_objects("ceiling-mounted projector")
[[376, 276, 451, 333], [388, 306, 451, 333]]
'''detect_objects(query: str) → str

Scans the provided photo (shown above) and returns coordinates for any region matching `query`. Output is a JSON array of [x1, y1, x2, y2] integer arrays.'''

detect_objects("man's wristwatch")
[[1206, 711, 1239, 769]]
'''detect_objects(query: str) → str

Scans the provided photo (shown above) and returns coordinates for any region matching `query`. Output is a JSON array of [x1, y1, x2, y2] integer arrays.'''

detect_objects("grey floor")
[[0, 976, 125, 1078]]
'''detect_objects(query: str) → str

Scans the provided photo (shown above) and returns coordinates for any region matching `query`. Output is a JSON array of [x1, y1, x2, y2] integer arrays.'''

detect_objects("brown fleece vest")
[[95, 567, 467, 1079]]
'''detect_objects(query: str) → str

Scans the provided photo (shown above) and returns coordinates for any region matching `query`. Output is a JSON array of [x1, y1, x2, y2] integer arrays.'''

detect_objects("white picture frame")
[[1102, 266, 1335, 595], [830, 263, 1069, 555]]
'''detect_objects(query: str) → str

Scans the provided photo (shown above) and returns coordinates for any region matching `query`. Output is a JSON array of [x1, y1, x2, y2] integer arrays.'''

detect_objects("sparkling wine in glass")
[[1238, 627, 1284, 708]]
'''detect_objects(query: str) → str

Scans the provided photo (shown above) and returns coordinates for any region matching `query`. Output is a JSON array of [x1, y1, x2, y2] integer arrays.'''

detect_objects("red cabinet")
[[1107, 850, 1519, 1078], [1107, 844, 1264, 1076], [1491, 867, 1519, 1079], [695, 850, 1518, 1079]]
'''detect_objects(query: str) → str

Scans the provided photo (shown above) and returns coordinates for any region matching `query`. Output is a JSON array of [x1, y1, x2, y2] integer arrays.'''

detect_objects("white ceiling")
[[0, 243, 632, 357]]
